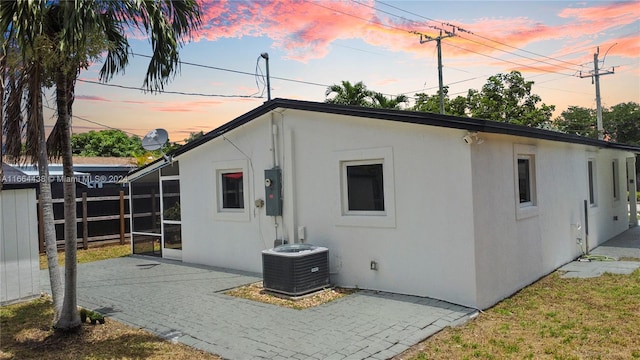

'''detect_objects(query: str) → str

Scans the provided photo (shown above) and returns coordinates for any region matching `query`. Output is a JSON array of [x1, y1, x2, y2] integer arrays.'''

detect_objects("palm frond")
[[24, 61, 43, 164], [4, 68, 24, 162], [93, 0, 201, 91]]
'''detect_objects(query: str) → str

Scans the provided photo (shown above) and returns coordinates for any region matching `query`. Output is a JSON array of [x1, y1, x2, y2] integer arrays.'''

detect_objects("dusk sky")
[[54, 0, 639, 143]]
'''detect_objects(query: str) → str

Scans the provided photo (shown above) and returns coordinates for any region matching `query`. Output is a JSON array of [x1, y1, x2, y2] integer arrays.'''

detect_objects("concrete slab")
[[559, 226, 640, 278], [41, 256, 477, 360], [590, 226, 640, 260]]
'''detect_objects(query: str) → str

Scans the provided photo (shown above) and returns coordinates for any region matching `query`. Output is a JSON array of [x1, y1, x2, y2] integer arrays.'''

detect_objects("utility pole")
[[579, 47, 614, 140], [418, 28, 455, 115]]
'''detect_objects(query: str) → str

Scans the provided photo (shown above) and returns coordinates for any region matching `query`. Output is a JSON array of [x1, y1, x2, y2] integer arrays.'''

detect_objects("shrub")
[[79, 308, 105, 325]]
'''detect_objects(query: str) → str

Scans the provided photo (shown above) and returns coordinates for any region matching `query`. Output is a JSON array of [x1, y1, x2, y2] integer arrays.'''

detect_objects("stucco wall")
[[176, 107, 634, 309], [1, 188, 40, 305], [470, 134, 633, 309], [178, 117, 274, 272], [280, 110, 478, 307], [178, 110, 480, 307]]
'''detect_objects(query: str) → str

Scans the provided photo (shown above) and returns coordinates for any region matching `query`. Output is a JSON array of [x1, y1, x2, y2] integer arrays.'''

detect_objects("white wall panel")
[[1, 188, 40, 305]]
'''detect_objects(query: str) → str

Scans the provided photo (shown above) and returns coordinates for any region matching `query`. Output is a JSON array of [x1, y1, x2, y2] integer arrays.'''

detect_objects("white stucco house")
[[127, 99, 639, 310]]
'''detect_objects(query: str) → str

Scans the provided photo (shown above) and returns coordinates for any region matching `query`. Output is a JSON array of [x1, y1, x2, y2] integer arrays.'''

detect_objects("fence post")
[[119, 190, 125, 245], [38, 194, 44, 253], [82, 192, 88, 249]]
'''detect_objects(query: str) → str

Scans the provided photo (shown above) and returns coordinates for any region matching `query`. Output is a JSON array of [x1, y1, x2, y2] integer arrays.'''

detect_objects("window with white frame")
[[221, 171, 244, 209], [612, 159, 620, 201], [588, 159, 597, 206], [517, 156, 534, 205], [344, 161, 385, 213], [513, 144, 538, 219], [213, 160, 250, 221], [336, 147, 396, 228]]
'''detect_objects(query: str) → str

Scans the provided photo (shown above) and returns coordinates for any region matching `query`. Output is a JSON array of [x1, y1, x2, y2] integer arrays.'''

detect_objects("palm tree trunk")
[[28, 60, 65, 322], [38, 121, 64, 322], [53, 70, 80, 331]]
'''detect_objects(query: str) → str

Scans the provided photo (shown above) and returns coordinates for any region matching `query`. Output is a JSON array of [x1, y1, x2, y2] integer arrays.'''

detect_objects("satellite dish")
[[141, 129, 168, 151]]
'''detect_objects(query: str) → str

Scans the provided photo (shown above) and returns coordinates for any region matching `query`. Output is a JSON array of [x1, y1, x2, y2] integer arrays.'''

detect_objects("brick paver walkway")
[[41, 257, 476, 360]]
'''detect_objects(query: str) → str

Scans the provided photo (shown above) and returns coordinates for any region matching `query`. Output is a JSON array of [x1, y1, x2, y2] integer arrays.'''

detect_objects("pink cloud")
[[558, 2, 639, 22], [443, 2, 639, 64], [122, 100, 155, 104], [193, 1, 638, 66], [151, 100, 224, 112], [608, 34, 640, 59], [374, 78, 399, 87], [196, 0, 407, 62], [75, 95, 111, 102]]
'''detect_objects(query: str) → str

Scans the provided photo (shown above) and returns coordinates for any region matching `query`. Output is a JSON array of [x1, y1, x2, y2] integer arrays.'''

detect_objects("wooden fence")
[[37, 190, 130, 252]]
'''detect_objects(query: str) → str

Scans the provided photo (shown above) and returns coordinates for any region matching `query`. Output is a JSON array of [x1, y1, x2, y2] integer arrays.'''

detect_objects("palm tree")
[[1, 32, 65, 321], [371, 92, 409, 110], [2, 0, 201, 331], [325, 80, 374, 106]]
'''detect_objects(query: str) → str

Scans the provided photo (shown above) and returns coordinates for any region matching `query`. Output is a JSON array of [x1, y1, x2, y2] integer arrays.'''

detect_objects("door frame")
[[160, 175, 182, 260]]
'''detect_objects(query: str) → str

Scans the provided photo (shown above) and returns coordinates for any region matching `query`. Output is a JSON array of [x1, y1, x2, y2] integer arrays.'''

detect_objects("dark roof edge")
[[2, 182, 39, 190], [265, 99, 640, 152], [130, 98, 640, 177]]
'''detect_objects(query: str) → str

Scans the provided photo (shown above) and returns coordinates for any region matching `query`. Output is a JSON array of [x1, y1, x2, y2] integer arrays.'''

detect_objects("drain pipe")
[[584, 200, 590, 255]]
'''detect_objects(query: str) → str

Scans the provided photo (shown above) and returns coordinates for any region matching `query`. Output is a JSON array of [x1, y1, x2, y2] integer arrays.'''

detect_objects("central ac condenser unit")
[[262, 244, 329, 296]]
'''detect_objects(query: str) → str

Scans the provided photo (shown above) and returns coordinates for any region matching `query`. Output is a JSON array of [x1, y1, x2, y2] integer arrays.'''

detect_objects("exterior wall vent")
[[262, 244, 330, 296]]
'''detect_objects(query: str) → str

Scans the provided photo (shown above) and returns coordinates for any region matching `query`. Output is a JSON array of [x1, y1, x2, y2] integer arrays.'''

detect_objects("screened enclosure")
[[129, 161, 181, 259]]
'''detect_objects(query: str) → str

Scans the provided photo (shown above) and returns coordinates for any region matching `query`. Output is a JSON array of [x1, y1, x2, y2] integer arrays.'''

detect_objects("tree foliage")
[[327, 72, 554, 127], [605, 102, 640, 145], [554, 106, 598, 138], [413, 87, 467, 116], [370, 92, 409, 109], [325, 80, 372, 106], [72, 129, 144, 157], [70, 129, 206, 159], [465, 71, 555, 127], [325, 80, 408, 109], [555, 102, 640, 145], [412, 72, 554, 127]]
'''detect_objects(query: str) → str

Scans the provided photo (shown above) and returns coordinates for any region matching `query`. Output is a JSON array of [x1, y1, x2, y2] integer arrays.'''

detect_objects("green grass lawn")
[[398, 269, 640, 360], [39, 244, 131, 270], [0, 296, 220, 360]]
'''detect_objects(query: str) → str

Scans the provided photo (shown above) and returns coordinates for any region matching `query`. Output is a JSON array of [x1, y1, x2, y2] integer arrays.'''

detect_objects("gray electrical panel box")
[[265, 168, 282, 216]]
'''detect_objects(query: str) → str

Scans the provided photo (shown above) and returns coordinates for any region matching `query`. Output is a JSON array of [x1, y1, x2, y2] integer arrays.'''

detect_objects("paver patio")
[[41, 257, 477, 360], [41, 226, 639, 359]]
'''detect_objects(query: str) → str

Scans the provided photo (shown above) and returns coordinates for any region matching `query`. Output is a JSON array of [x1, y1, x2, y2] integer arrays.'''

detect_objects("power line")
[[399, 75, 487, 95], [43, 104, 145, 138], [454, 33, 581, 72], [77, 79, 263, 98], [442, 41, 576, 77], [133, 52, 257, 77], [335, 0, 583, 77], [375, 0, 583, 69], [133, 52, 330, 89]]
